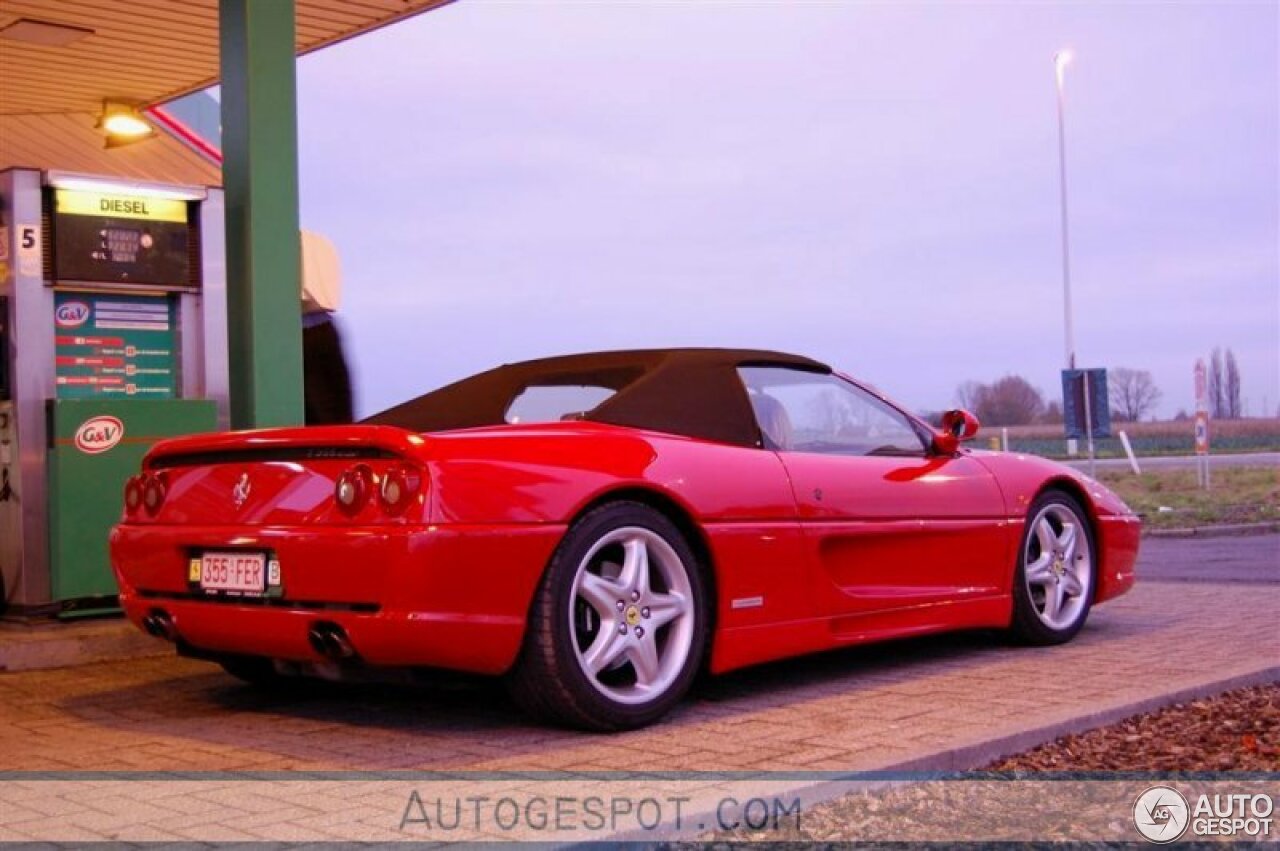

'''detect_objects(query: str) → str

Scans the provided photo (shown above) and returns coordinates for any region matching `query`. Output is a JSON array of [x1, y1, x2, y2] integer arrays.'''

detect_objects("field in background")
[[1097, 466, 1278, 529], [990, 418, 1280, 459]]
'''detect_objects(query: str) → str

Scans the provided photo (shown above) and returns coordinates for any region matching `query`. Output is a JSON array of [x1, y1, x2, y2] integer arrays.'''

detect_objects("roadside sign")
[[1194, 411, 1209, 455], [1061, 368, 1111, 439], [1193, 359, 1207, 413]]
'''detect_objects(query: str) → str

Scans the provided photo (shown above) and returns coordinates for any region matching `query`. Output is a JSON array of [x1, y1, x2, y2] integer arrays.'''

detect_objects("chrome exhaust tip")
[[144, 610, 178, 642], [307, 622, 356, 661], [307, 626, 330, 657], [325, 629, 356, 660]]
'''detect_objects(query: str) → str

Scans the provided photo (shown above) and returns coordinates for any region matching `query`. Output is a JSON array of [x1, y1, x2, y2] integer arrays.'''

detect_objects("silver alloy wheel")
[[568, 526, 695, 706], [1023, 503, 1093, 631]]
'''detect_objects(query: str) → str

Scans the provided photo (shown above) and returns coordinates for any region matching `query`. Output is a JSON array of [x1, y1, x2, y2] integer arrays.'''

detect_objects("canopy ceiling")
[[0, 0, 453, 182]]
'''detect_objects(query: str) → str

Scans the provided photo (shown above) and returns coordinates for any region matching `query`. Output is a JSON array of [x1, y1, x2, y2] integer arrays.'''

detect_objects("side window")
[[738, 367, 925, 456]]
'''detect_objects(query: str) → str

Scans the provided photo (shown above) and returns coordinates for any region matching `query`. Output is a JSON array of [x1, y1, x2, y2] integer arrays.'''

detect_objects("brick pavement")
[[0, 578, 1276, 840]]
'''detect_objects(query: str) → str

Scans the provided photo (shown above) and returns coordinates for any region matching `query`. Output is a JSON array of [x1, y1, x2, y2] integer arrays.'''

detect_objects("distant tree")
[[1173, 409, 1190, 422], [1225, 349, 1242, 418], [1109, 368, 1162, 421], [955, 380, 984, 411], [973, 375, 1045, 426], [1039, 400, 1064, 425], [1208, 347, 1226, 418]]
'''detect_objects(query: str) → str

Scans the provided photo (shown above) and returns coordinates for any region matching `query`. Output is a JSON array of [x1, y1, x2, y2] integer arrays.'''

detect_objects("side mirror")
[[932, 409, 981, 454]]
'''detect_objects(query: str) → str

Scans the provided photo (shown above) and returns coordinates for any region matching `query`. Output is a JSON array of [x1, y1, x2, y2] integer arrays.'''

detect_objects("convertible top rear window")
[[505, 384, 619, 424], [365, 348, 831, 447]]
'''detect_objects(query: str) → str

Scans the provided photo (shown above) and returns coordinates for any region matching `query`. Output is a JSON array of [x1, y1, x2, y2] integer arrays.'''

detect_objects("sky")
[[291, 0, 1279, 421]]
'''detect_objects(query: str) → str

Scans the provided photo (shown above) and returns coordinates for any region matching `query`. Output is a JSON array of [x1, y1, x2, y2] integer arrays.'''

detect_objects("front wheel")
[[1010, 491, 1096, 645], [507, 502, 709, 730]]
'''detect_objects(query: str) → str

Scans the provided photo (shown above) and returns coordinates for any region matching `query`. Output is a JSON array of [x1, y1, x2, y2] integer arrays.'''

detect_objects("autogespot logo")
[[1134, 786, 1190, 843]]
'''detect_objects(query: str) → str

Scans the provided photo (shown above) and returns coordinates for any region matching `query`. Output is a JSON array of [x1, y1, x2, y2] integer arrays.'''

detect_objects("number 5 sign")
[[16, 224, 40, 278]]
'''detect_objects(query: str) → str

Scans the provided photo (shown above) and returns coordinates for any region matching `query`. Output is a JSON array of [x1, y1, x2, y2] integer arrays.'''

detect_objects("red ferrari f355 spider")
[[111, 349, 1139, 729]]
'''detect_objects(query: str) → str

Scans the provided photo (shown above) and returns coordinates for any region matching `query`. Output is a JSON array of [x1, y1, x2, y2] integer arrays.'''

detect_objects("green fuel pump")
[[0, 168, 227, 615]]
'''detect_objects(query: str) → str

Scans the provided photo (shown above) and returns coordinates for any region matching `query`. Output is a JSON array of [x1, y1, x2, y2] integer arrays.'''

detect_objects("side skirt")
[[708, 594, 1012, 675]]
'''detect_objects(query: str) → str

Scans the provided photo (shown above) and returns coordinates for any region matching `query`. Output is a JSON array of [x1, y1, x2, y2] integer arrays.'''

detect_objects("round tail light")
[[334, 464, 372, 516], [123, 475, 144, 514], [378, 465, 421, 516], [142, 474, 166, 516]]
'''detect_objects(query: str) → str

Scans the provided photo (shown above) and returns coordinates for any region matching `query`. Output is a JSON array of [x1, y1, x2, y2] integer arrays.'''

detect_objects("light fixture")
[[0, 18, 93, 47], [46, 172, 207, 201], [1054, 49, 1074, 88], [98, 100, 155, 147]]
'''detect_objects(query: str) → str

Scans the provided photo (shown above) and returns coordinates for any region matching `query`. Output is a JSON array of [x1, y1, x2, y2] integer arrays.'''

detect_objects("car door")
[[739, 366, 1011, 617]]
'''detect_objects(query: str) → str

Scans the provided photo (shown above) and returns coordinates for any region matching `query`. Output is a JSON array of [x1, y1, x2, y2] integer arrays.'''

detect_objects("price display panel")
[[53, 291, 177, 400], [52, 189, 193, 288]]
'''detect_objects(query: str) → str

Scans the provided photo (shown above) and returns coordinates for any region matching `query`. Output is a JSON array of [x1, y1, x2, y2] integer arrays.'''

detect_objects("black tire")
[[1010, 489, 1097, 645], [507, 502, 710, 731]]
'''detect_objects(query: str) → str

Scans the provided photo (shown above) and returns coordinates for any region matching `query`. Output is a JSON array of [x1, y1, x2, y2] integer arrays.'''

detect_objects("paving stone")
[[0, 579, 1276, 840]]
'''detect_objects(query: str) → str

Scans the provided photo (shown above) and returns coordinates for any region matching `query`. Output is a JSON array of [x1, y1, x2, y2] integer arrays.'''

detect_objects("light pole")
[[1054, 48, 1075, 372], [1054, 48, 1095, 476]]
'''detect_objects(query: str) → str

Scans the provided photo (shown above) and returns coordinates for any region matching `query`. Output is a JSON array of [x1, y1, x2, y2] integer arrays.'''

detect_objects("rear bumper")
[[110, 522, 564, 674], [1095, 514, 1141, 603]]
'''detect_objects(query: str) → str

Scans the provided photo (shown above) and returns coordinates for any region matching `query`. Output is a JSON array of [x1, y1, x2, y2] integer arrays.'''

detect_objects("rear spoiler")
[[144, 425, 429, 470]]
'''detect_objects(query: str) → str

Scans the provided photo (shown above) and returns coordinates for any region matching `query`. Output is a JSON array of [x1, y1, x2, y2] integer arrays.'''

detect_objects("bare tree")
[[1225, 348, 1242, 418], [1108, 368, 1162, 421], [973, 376, 1045, 426], [955, 380, 984, 411], [1039, 400, 1064, 425], [1208, 347, 1226, 418]]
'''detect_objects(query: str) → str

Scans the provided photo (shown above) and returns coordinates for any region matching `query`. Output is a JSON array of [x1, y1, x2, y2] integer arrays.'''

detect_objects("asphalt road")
[[1064, 451, 1279, 471], [1137, 532, 1280, 584]]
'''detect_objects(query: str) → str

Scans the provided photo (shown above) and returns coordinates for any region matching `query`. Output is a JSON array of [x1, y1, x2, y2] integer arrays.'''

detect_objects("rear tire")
[[1010, 490, 1096, 645], [507, 502, 709, 731]]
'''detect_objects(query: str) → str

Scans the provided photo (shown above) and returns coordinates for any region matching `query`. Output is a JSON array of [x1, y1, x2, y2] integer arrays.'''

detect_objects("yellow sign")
[[55, 189, 187, 224]]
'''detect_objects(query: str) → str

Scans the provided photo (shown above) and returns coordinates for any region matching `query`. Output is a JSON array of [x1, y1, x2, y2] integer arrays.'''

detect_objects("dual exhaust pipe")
[[142, 609, 178, 642], [307, 621, 356, 661], [143, 609, 355, 662]]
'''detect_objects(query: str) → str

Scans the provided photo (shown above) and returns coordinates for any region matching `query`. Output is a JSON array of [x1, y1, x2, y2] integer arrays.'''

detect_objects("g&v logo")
[[74, 416, 124, 455], [1134, 786, 1190, 843], [55, 301, 91, 328]]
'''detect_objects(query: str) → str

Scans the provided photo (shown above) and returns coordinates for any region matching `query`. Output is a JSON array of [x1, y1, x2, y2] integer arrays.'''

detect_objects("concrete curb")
[[879, 665, 1280, 772], [1145, 522, 1280, 539], [0, 618, 167, 673]]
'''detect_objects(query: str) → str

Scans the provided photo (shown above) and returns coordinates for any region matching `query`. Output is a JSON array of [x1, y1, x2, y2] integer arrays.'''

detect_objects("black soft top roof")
[[364, 348, 830, 447]]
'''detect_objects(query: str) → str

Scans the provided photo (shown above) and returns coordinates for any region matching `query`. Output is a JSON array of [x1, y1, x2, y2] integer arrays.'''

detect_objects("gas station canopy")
[[0, 0, 452, 180], [1, 0, 451, 114]]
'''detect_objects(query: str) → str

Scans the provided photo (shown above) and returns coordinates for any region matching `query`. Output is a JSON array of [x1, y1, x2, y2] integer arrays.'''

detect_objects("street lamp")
[[1054, 49, 1074, 371], [1054, 48, 1097, 476]]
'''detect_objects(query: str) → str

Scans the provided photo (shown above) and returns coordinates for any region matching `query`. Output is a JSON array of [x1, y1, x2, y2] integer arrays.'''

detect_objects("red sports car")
[[111, 349, 1139, 729]]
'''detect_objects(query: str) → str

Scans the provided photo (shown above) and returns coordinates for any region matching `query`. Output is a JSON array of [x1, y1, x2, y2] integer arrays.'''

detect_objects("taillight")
[[141, 473, 167, 516], [378, 464, 421, 516], [123, 475, 144, 515], [334, 464, 373, 516]]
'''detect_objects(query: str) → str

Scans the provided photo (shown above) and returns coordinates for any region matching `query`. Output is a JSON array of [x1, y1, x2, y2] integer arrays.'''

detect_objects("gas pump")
[[0, 168, 228, 615]]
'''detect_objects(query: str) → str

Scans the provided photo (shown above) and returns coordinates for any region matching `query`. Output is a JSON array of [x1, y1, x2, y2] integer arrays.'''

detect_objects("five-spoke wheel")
[[1010, 491, 1096, 644], [508, 502, 708, 730], [569, 527, 696, 705]]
